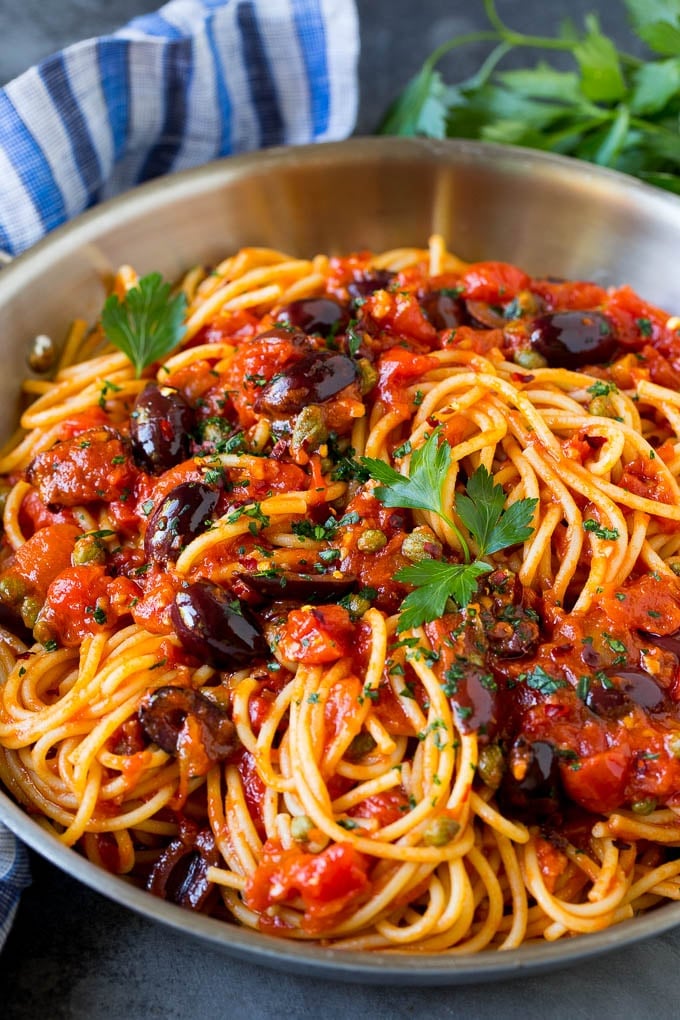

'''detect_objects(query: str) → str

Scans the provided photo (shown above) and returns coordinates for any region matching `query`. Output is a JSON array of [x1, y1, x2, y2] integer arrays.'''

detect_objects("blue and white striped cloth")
[[0, 0, 359, 256], [0, 0, 359, 949]]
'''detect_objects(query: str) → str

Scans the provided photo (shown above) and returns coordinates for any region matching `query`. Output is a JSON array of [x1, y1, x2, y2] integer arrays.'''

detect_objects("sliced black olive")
[[608, 669, 666, 711], [498, 738, 562, 820], [585, 684, 633, 719], [171, 581, 268, 668], [130, 384, 195, 473], [464, 300, 507, 329], [419, 290, 468, 330], [276, 297, 349, 338], [529, 311, 618, 368], [147, 824, 220, 911], [347, 269, 395, 300], [246, 571, 358, 602], [144, 482, 219, 564], [257, 351, 358, 417], [139, 685, 237, 760]]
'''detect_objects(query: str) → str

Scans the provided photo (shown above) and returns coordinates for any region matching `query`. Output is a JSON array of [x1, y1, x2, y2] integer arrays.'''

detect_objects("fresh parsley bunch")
[[379, 0, 680, 194], [361, 430, 537, 631]]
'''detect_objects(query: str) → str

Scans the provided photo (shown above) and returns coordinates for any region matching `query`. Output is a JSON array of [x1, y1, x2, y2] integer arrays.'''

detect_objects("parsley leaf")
[[362, 433, 537, 631], [456, 464, 537, 556], [101, 273, 187, 377], [378, 0, 680, 196], [395, 560, 492, 632], [361, 429, 466, 550]]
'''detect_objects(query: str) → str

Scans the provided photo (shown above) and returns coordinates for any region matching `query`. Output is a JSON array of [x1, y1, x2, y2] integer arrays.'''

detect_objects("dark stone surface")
[[2, 2, 680, 1017]]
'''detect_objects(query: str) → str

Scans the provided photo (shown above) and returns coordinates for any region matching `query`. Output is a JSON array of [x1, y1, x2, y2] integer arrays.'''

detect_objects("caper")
[[291, 815, 314, 842], [33, 618, 56, 646], [357, 529, 387, 553], [588, 395, 616, 418], [345, 731, 378, 762], [20, 596, 41, 629], [477, 744, 505, 791], [342, 591, 373, 620], [72, 534, 107, 566], [423, 815, 461, 847], [291, 405, 328, 455], [0, 576, 26, 605], [356, 358, 378, 395], [631, 797, 657, 815], [401, 526, 443, 563], [513, 349, 548, 370]]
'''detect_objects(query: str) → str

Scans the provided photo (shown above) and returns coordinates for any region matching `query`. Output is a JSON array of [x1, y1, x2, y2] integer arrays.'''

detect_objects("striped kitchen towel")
[[0, 0, 359, 257]]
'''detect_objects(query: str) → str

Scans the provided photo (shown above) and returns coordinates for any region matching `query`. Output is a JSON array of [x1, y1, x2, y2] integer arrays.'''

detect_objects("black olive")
[[609, 669, 666, 711], [419, 290, 468, 330], [585, 684, 633, 719], [171, 581, 268, 668], [247, 571, 358, 602], [139, 685, 237, 760], [276, 297, 349, 338], [464, 300, 507, 329], [147, 825, 221, 911], [130, 384, 195, 473], [529, 311, 618, 368], [144, 482, 219, 564], [347, 269, 395, 300], [498, 738, 562, 820], [257, 351, 358, 417]]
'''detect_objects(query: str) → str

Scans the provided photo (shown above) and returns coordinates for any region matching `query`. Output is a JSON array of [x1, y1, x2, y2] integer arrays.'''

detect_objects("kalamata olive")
[[257, 351, 358, 417], [144, 482, 219, 563], [498, 738, 562, 820], [464, 300, 507, 329], [585, 684, 633, 719], [642, 630, 680, 659], [246, 571, 358, 602], [608, 669, 666, 711], [347, 269, 395, 300], [171, 581, 268, 668], [529, 311, 618, 368], [276, 297, 350, 338], [130, 384, 195, 473], [419, 289, 468, 331], [147, 823, 220, 910], [139, 685, 237, 760]]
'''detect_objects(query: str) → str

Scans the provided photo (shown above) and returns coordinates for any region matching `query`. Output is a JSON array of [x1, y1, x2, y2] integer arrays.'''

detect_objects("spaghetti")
[[2, 237, 680, 951]]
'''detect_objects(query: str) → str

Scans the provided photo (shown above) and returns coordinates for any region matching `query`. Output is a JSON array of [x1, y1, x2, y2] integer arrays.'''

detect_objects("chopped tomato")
[[26, 428, 137, 507], [530, 279, 607, 311], [234, 749, 267, 839], [534, 836, 568, 894], [279, 605, 355, 664], [363, 290, 437, 344], [605, 285, 668, 348], [10, 523, 82, 599], [245, 840, 370, 934], [349, 788, 410, 827], [324, 674, 363, 744], [18, 488, 76, 535], [560, 747, 631, 815], [462, 261, 530, 303], [41, 564, 112, 645], [376, 346, 438, 412]]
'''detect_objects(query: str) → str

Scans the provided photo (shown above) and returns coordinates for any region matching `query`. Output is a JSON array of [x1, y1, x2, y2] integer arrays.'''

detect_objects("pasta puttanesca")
[[2, 236, 680, 951]]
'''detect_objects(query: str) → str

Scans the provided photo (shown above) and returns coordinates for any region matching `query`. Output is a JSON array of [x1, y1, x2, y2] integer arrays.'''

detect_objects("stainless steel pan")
[[2, 137, 680, 984]]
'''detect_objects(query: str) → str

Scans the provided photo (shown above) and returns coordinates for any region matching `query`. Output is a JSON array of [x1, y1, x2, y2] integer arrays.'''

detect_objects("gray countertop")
[[2, 2, 680, 1017]]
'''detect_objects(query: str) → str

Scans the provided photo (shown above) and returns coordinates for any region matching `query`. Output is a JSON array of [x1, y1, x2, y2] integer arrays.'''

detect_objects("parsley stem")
[[440, 513, 471, 565]]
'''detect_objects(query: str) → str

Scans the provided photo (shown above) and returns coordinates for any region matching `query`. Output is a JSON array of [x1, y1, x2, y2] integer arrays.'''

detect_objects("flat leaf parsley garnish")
[[378, 0, 680, 197], [361, 430, 537, 631], [101, 272, 187, 377]]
